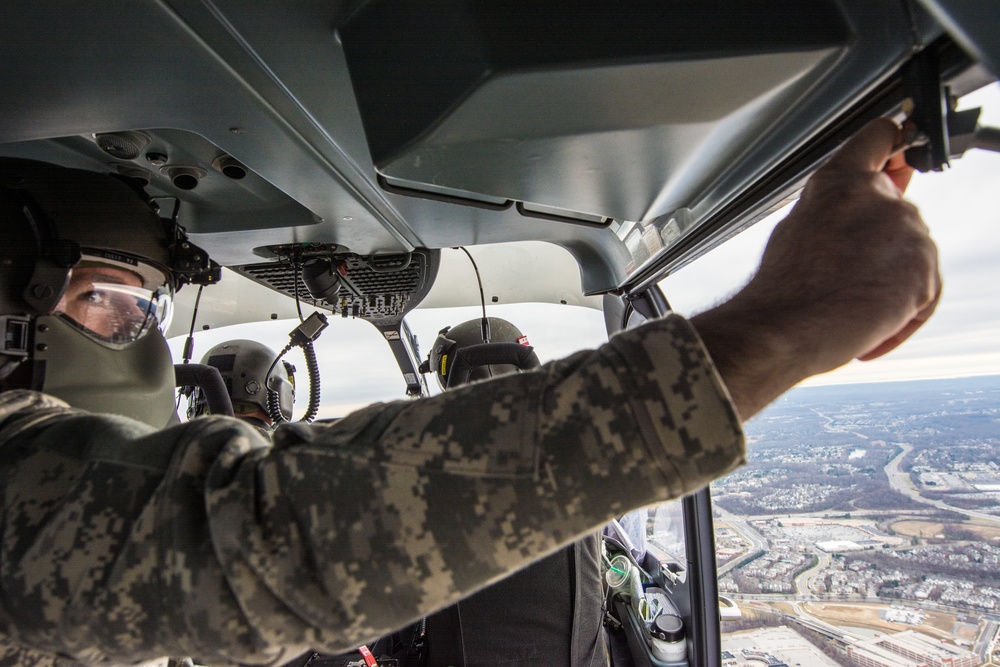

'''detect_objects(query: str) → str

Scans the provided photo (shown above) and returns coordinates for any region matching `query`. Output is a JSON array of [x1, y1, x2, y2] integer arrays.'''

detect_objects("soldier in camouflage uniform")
[[415, 317, 609, 667], [279, 319, 568, 667], [0, 117, 938, 665]]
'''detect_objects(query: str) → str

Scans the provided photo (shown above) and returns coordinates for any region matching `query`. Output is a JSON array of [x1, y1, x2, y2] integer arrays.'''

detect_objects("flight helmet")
[[0, 157, 217, 427], [190, 339, 295, 425], [425, 316, 540, 390]]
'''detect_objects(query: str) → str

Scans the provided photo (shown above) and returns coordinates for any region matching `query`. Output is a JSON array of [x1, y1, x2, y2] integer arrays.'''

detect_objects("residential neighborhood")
[[682, 376, 1000, 666]]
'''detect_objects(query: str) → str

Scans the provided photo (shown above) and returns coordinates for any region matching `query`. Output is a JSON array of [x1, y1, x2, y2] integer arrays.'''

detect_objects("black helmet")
[[0, 158, 217, 427], [190, 339, 295, 424], [425, 317, 540, 390]]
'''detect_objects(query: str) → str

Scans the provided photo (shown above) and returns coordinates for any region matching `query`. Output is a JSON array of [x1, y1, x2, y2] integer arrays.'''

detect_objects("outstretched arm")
[[692, 118, 940, 420], [0, 314, 742, 665]]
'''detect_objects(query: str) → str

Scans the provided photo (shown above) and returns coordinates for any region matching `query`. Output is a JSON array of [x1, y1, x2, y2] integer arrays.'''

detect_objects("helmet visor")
[[52, 260, 173, 347]]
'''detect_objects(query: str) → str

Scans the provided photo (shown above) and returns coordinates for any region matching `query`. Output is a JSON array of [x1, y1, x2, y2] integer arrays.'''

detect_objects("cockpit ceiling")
[[340, 1, 851, 224], [0, 1, 979, 296]]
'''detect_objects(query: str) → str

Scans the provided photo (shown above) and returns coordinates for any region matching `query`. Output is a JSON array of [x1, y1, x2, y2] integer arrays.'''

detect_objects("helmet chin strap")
[[31, 315, 177, 429]]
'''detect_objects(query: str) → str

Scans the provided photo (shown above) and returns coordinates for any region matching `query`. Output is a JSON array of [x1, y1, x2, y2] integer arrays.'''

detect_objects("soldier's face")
[[54, 265, 149, 342]]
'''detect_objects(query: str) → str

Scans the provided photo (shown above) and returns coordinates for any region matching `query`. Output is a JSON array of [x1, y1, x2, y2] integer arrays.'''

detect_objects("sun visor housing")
[[339, 0, 852, 224]]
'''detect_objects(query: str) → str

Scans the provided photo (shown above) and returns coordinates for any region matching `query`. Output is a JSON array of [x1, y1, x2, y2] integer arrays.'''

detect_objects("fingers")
[[753, 116, 938, 370], [824, 117, 916, 194], [884, 152, 915, 193], [857, 279, 942, 362], [825, 117, 901, 174]]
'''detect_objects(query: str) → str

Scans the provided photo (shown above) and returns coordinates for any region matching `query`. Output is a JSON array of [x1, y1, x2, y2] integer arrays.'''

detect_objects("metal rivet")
[[36, 343, 47, 352], [37, 323, 49, 333]]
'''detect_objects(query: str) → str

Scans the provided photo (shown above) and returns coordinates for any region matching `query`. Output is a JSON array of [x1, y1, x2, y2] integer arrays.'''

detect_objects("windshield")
[[658, 84, 1000, 666], [168, 302, 608, 419]]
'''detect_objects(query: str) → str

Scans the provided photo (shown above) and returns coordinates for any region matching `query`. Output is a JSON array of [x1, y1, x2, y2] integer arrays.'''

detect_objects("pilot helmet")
[[426, 316, 537, 390], [190, 339, 295, 425], [0, 157, 215, 428]]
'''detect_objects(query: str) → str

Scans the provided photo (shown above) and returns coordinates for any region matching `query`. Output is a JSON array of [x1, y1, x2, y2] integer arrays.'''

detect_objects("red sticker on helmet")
[[517, 335, 530, 346]]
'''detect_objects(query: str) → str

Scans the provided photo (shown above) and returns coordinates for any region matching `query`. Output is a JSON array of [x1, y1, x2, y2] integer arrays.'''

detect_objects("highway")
[[885, 443, 1000, 527], [714, 505, 767, 576], [813, 409, 870, 440], [795, 550, 832, 596], [974, 620, 998, 663]]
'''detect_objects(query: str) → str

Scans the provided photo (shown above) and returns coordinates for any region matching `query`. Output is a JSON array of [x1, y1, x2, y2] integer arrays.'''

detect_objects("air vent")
[[212, 155, 247, 180], [160, 165, 207, 191], [114, 165, 153, 187]]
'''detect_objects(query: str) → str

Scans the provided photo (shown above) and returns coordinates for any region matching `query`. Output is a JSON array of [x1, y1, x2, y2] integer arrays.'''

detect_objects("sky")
[[169, 84, 1000, 416], [661, 83, 1000, 387]]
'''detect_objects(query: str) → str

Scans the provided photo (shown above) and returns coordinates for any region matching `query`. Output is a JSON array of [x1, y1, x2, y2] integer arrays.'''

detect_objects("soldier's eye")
[[81, 289, 112, 306]]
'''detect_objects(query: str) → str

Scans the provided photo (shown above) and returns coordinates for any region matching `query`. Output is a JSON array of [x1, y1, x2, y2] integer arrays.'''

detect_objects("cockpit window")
[[169, 302, 608, 419], [660, 83, 1000, 666]]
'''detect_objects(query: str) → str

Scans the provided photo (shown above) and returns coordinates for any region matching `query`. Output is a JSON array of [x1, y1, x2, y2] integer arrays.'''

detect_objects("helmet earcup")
[[427, 317, 532, 389]]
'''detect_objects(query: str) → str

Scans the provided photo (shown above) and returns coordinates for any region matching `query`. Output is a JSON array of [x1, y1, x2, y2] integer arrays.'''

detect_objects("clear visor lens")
[[53, 264, 173, 346]]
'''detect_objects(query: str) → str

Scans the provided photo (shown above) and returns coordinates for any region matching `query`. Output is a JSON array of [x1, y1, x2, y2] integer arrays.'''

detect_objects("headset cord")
[[181, 285, 204, 364], [176, 284, 206, 413], [265, 341, 322, 425], [265, 344, 293, 425], [293, 262, 305, 323], [266, 305, 328, 425], [299, 341, 321, 422], [457, 246, 489, 343]]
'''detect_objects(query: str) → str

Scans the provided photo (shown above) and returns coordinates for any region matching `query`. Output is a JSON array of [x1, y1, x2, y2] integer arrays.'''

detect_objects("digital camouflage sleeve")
[[0, 315, 744, 666]]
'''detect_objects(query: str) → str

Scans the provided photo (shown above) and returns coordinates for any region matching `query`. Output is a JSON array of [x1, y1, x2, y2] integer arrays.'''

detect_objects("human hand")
[[692, 118, 940, 419], [883, 150, 914, 193]]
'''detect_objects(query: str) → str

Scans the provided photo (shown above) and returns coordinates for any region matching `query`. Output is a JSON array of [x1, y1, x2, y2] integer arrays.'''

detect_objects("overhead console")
[[239, 246, 440, 325], [237, 247, 441, 396], [339, 0, 851, 225]]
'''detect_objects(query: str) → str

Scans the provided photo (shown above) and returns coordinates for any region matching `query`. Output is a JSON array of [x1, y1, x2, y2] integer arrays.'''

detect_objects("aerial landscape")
[[697, 375, 999, 666]]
